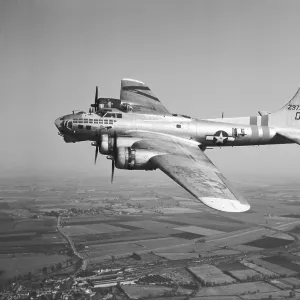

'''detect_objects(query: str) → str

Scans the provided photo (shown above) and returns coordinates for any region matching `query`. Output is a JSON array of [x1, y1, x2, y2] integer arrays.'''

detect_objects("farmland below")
[[1, 173, 300, 299]]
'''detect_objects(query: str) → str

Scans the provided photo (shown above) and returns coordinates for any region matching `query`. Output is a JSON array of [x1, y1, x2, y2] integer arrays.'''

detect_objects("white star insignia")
[[214, 131, 228, 145]]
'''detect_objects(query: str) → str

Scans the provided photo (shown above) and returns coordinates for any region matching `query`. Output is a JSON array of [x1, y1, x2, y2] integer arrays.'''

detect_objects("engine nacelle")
[[100, 135, 142, 155], [115, 147, 156, 170], [99, 133, 114, 155]]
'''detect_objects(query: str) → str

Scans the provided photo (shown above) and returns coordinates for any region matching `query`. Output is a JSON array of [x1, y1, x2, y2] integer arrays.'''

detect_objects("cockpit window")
[[67, 121, 72, 129], [117, 113, 122, 118], [104, 113, 115, 118]]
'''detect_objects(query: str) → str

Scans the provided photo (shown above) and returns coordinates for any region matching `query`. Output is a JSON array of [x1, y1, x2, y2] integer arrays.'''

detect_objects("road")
[[56, 216, 88, 272], [275, 219, 300, 230]]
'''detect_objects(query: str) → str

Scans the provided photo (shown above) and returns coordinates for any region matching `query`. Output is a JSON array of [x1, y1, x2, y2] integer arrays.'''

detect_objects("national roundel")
[[213, 130, 229, 145]]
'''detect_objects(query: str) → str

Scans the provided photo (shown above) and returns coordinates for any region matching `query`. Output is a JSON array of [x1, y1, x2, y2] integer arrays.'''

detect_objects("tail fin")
[[269, 88, 300, 128]]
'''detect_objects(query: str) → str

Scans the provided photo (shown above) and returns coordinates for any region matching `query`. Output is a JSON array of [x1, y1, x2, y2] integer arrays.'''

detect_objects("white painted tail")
[[269, 88, 300, 128]]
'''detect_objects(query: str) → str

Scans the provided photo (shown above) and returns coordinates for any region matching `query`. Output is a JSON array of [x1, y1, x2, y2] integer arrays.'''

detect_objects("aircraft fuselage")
[[56, 111, 290, 147]]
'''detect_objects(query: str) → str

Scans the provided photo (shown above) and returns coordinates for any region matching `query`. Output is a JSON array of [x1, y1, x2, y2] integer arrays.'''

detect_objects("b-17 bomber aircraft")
[[54, 79, 300, 213]]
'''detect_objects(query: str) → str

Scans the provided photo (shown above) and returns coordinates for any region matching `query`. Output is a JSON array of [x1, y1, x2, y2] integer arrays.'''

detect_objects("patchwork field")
[[239, 290, 299, 300], [195, 281, 279, 296], [121, 284, 193, 299], [245, 236, 294, 248], [240, 260, 280, 277], [278, 277, 300, 288], [228, 269, 263, 281], [174, 225, 224, 236], [188, 264, 236, 285], [156, 252, 199, 260], [251, 257, 298, 277], [1, 174, 300, 294], [0, 253, 69, 281], [62, 223, 129, 236], [263, 255, 300, 273]]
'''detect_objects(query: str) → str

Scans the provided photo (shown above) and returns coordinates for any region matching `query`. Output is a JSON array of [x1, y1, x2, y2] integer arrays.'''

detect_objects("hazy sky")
[[1, 0, 300, 181]]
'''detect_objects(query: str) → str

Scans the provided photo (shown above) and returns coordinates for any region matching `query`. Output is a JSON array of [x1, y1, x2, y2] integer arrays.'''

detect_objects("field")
[[245, 236, 294, 248], [1, 174, 300, 294], [240, 260, 279, 277], [263, 255, 300, 273], [0, 177, 76, 283], [121, 284, 193, 299], [270, 279, 292, 289], [217, 261, 247, 272], [239, 290, 299, 300], [191, 297, 241, 300], [173, 225, 224, 236], [251, 257, 298, 277], [62, 223, 129, 236], [278, 277, 300, 288], [188, 264, 236, 285], [0, 253, 69, 280], [195, 281, 279, 297], [228, 269, 263, 281], [156, 252, 199, 260]]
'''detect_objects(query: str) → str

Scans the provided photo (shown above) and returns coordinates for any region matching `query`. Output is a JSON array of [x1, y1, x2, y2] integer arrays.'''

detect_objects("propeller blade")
[[111, 159, 115, 183], [95, 86, 98, 103], [94, 146, 99, 165], [94, 86, 99, 112]]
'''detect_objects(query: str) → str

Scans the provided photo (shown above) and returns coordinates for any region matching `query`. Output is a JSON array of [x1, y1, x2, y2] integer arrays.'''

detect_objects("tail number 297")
[[288, 104, 300, 110]]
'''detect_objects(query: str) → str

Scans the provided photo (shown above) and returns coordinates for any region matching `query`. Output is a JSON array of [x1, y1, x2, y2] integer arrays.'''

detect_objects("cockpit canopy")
[[103, 112, 123, 118]]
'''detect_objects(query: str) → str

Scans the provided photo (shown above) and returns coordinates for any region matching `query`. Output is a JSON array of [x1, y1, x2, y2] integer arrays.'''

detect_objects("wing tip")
[[199, 197, 250, 213], [122, 78, 145, 85]]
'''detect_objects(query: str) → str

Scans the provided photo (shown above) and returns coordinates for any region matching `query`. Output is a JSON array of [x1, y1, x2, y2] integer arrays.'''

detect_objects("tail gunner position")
[[55, 79, 300, 213]]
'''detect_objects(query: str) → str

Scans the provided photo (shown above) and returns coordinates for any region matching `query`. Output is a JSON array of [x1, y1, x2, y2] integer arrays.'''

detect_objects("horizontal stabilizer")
[[258, 111, 271, 116], [277, 130, 300, 145]]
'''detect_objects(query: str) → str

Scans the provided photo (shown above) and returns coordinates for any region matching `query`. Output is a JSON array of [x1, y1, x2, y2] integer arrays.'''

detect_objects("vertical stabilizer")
[[269, 88, 300, 128]]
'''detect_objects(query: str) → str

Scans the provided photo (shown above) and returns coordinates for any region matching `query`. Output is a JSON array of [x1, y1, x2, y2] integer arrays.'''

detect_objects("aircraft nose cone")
[[55, 117, 64, 131]]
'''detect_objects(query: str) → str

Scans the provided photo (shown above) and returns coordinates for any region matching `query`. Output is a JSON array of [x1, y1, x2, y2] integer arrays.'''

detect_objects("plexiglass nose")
[[54, 117, 64, 131]]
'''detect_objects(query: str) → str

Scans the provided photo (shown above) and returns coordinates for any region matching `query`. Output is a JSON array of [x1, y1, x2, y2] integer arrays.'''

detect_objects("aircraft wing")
[[276, 130, 300, 145], [120, 78, 171, 115], [131, 137, 250, 213]]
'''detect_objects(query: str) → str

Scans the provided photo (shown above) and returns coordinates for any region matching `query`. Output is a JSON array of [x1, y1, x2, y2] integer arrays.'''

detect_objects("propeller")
[[91, 86, 99, 112], [111, 159, 115, 183], [94, 144, 99, 164], [93, 130, 117, 183], [110, 131, 117, 183], [93, 126, 101, 165], [95, 86, 98, 108]]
